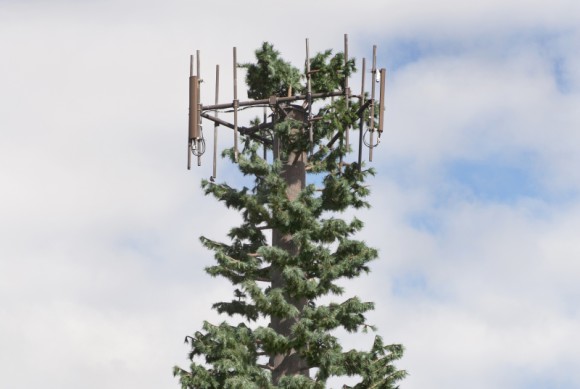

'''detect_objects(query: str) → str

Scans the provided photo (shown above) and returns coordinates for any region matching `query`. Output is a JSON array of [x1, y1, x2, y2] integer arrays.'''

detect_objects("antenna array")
[[187, 35, 387, 178]]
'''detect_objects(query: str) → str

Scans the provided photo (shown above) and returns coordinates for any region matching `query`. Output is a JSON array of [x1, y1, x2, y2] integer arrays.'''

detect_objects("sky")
[[1, 0, 579, 388]]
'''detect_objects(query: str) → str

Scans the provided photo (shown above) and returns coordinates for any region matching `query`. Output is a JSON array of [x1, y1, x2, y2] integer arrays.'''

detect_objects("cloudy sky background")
[[1, 0, 579, 388]]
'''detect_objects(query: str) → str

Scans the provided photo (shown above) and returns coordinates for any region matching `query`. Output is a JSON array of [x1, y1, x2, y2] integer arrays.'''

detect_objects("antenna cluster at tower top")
[[187, 34, 387, 179]]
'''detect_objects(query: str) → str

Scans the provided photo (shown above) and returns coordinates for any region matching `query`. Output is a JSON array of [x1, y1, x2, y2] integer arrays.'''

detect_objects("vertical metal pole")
[[273, 114, 279, 161], [305, 38, 311, 95], [358, 58, 366, 170], [369, 45, 377, 162], [306, 38, 313, 154], [263, 106, 268, 161], [339, 125, 344, 173], [344, 34, 350, 149], [233, 47, 239, 162], [213, 64, 220, 180]]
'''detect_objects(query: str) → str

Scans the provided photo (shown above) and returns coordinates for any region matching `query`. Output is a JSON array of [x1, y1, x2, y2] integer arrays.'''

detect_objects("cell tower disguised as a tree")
[[174, 36, 406, 388]]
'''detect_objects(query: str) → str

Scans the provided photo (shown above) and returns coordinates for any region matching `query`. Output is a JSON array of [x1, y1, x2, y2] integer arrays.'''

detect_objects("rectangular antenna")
[[378, 68, 386, 133], [233, 47, 239, 162], [369, 45, 377, 162]]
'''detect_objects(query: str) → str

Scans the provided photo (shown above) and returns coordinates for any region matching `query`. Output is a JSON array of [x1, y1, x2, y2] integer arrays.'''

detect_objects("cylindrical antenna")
[[378, 68, 386, 134], [344, 34, 350, 149], [190, 54, 194, 77], [369, 45, 377, 162], [196, 50, 202, 167], [188, 56, 201, 168], [196, 50, 200, 77], [213, 64, 220, 180], [233, 47, 239, 162], [189, 77, 200, 140], [306, 38, 313, 153], [188, 54, 193, 170], [358, 57, 366, 170]]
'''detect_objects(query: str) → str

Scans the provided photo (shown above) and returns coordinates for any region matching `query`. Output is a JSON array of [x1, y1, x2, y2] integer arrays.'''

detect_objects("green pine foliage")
[[241, 42, 303, 99], [175, 42, 406, 388], [309, 50, 355, 94]]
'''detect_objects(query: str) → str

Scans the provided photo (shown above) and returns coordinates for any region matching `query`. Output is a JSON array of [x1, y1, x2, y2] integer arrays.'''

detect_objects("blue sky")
[[1, 0, 579, 388]]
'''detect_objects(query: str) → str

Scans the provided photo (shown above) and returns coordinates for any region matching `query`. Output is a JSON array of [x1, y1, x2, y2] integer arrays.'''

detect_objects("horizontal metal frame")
[[200, 90, 350, 112]]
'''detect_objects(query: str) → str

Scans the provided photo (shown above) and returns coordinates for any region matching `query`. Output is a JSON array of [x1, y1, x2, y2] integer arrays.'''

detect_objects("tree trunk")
[[270, 105, 309, 384]]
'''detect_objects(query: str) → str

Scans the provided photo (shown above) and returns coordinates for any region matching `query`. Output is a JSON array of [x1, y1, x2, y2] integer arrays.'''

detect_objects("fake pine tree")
[[175, 42, 406, 388]]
